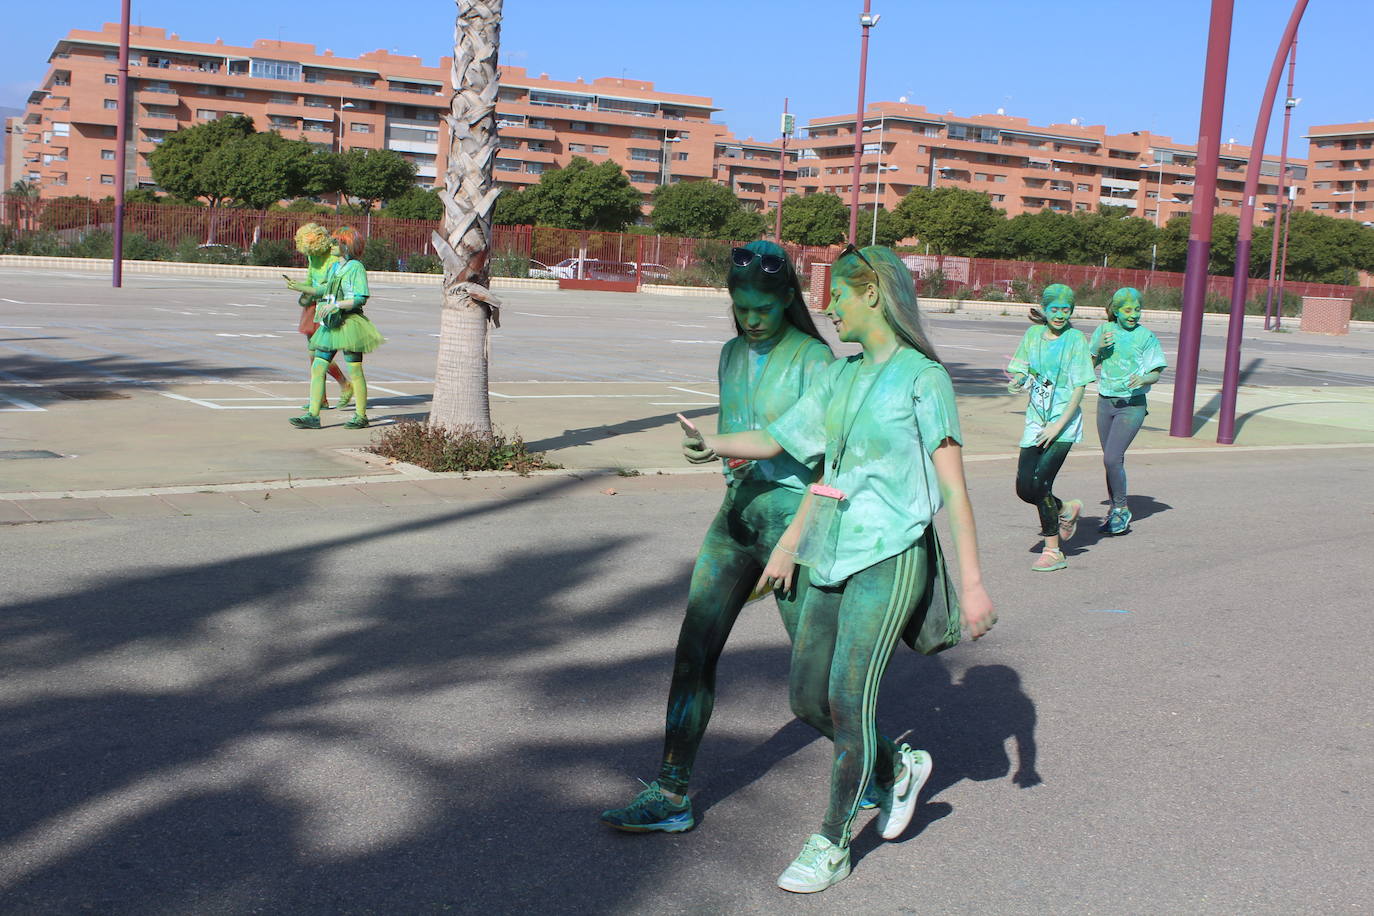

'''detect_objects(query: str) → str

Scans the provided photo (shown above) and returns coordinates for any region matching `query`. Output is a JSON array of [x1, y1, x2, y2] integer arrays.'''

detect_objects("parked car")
[[525, 258, 558, 279], [629, 262, 671, 282], [546, 257, 603, 279]]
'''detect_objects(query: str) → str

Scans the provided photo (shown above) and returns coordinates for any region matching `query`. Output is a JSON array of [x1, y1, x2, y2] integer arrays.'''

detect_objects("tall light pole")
[[863, 118, 886, 245], [1217, 0, 1308, 446], [1265, 41, 1299, 330], [848, 4, 879, 243], [1170, 0, 1234, 440], [112, 0, 130, 288], [776, 99, 793, 241], [1140, 158, 1166, 273]]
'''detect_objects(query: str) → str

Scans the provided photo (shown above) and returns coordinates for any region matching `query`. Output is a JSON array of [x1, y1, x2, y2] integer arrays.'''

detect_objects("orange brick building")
[[1304, 121, 1374, 222], [793, 102, 1310, 225]]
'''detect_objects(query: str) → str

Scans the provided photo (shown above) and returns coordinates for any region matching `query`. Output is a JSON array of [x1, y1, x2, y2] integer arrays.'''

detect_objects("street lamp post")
[[848, 4, 879, 243], [1140, 159, 1167, 273], [112, 0, 130, 288], [776, 99, 793, 241], [862, 119, 888, 245], [1264, 41, 1299, 330]]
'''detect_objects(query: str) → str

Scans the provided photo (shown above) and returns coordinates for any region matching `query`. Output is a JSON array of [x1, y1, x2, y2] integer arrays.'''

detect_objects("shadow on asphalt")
[[523, 406, 718, 453], [0, 351, 269, 399], [1190, 356, 1263, 435], [0, 474, 1038, 911], [944, 360, 1018, 398]]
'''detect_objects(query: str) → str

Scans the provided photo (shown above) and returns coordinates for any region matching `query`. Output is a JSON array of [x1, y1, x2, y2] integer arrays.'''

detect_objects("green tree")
[[1067, 208, 1159, 268], [382, 187, 444, 221], [524, 157, 642, 231], [858, 206, 904, 247], [987, 209, 1078, 262], [148, 114, 257, 210], [1278, 210, 1374, 283], [339, 147, 418, 212], [779, 192, 848, 245], [492, 186, 539, 225], [1155, 213, 1240, 274], [650, 180, 756, 239], [890, 186, 1004, 255], [720, 206, 768, 242]]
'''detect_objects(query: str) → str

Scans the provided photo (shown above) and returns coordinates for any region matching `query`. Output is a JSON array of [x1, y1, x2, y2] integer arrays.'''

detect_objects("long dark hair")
[[726, 240, 827, 345], [832, 245, 941, 363]]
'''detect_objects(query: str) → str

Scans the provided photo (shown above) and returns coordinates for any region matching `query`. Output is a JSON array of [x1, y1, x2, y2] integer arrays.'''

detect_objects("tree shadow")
[[0, 351, 268, 400], [944, 361, 1019, 398], [523, 407, 718, 453]]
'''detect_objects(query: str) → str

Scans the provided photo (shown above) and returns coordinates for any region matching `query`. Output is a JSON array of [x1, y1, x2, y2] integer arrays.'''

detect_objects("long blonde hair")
[[832, 245, 941, 363]]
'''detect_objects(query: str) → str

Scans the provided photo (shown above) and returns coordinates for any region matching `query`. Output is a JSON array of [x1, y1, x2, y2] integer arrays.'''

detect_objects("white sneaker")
[[876, 745, 932, 840], [776, 834, 851, 894]]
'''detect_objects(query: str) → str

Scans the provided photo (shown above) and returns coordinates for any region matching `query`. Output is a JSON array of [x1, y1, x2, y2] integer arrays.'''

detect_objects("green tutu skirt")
[[309, 312, 384, 354]]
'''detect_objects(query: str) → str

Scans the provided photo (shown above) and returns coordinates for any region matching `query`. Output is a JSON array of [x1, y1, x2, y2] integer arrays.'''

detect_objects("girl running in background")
[[600, 241, 833, 834], [1007, 284, 1095, 571], [677, 245, 995, 893], [1089, 287, 1167, 536], [284, 223, 352, 410]]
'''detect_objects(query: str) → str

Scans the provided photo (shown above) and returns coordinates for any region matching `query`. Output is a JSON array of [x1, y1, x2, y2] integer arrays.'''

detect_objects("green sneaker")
[[289, 414, 320, 430], [1109, 507, 1132, 535], [777, 834, 851, 894], [343, 414, 369, 430], [600, 780, 694, 833], [877, 745, 932, 840]]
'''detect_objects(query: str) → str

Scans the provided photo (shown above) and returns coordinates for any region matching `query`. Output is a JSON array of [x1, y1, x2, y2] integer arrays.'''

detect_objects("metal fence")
[[0, 196, 1361, 302]]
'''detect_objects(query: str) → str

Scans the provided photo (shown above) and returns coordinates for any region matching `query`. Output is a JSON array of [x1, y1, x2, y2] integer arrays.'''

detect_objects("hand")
[[1127, 373, 1145, 389], [1033, 423, 1062, 447], [960, 582, 996, 640], [285, 278, 303, 292], [1099, 329, 1115, 352], [1006, 375, 1026, 396], [682, 436, 716, 464], [752, 544, 799, 599]]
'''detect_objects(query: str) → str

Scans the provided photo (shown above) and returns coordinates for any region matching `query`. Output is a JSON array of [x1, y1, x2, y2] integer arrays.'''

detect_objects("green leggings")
[[657, 481, 805, 796], [789, 538, 931, 846]]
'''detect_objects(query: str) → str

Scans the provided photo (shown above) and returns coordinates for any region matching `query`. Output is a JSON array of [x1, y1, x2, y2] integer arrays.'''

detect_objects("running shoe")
[[1109, 507, 1132, 536], [1031, 548, 1067, 572], [288, 414, 320, 430], [1058, 499, 1083, 542], [336, 388, 355, 411], [343, 414, 370, 430], [599, 780, 695, 833], [777, 834, 851, 894], [877, 745, 932, 840], [1098, 508, 1118, 534]]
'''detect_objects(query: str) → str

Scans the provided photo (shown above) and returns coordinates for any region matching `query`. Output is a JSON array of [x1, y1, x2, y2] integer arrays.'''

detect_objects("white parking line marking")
[[0, 393, 44, 412], [668, 386, 719, 399]]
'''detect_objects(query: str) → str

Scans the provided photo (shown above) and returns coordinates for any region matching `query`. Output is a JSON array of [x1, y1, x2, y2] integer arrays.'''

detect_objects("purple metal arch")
[[1216, 0, 1310, 445]]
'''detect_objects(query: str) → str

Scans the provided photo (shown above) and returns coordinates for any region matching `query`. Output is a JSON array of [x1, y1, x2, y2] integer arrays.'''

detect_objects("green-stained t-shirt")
[[717, 326, 833, 493], [1007, 325, 1095, 447], [767, 348, 961, 586], [1089, 322, 1167, 399], [325, 259, 370, 308], [307, 254, 340, 294]]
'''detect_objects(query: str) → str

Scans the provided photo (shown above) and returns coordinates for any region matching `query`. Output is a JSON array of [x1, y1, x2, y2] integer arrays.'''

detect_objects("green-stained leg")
[[343, 355, 369, 429], [308, 357, 329, 415], [788, 538, 931, 847]]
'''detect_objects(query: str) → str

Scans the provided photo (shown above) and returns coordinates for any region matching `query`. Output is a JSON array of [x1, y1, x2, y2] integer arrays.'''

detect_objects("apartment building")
[[794, 102, 1309, 224], [9, 23, 730, 209], [1305, 121, 1374, 222], [712, 133, 798, 212]]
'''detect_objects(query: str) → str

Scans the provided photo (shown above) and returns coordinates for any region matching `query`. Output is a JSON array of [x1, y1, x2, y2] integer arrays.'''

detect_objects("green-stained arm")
[[1128, 368, 1163, 388], [752, 467, 824, 597], [931, 438, 996, 640], [681, 428, 785, 463]]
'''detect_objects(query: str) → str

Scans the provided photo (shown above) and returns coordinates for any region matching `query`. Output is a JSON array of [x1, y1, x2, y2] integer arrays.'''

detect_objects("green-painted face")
[[731, 286, 788, 343], [825, 276, 877, 343], [1116, 302, 1141, 330]]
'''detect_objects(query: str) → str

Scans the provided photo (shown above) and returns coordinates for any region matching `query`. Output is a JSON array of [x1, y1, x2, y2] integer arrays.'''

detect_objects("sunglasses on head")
[[839, 243, 877, 273], [731, 247, 787, 274]]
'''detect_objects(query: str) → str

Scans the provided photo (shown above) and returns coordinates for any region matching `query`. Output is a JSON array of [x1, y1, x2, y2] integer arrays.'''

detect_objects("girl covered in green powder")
[[1089, 287, 1167, 535], [1007, 283, 1095, 571], [289, 226, 384, 430], [675, 245, 996, 894], [600, 240, 834, 835], [283, 223, 352, 410]]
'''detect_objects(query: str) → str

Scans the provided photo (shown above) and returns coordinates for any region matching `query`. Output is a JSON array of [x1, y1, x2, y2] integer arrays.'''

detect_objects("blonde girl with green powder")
[[1089, 287, 1167, 535], [289, 226, 384, 430], [1006, 283, 1095, 571], [283, 223, 352, 410], [678, 244, 996, 894]]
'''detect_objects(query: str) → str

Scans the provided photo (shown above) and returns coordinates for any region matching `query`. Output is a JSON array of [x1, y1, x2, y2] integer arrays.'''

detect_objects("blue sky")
[[4, 0, 1370, 154]]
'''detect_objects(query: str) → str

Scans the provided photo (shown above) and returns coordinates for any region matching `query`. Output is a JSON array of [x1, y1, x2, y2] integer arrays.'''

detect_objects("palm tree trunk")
[[429, 0, 503, 433]]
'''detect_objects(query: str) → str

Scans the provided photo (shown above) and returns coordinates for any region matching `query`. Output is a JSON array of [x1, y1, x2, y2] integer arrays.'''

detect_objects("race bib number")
[[1029, 375, 1055, 417]]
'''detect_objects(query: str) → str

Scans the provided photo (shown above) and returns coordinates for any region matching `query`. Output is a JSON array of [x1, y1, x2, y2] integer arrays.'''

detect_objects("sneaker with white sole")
[[777, 834, 851, 894], [1058, 499, 1083, 542], [599, 780, 694, 833], [1098, 508, 1118, 534], [876, 745, 932, 840], [1031, 548, 1067, 572], [1109, 506, 1132, 536]]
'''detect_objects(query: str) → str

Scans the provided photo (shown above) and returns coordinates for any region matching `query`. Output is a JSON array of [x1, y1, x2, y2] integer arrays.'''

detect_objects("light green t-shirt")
[[767, 348, 962, 586], [325, 259, 370, 307], [717, 327, 833, 492], [1089, 322, 1167, 399], [1007, 325, 1095, 447]]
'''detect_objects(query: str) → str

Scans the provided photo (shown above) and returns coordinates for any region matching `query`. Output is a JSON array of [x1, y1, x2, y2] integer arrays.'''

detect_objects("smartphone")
[[281, 273, 291, 281], [676, 413, 699, 437]]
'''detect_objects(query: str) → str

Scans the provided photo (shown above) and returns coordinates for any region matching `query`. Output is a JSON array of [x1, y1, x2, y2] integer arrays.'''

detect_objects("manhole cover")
[[55, 389, 130, 400], [0, 449, 65, 460]]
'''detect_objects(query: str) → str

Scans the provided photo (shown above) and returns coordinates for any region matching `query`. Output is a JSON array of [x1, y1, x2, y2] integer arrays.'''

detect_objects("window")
[[251, 58, 302, 81], [569, 121, 587, 131], [305, 96, 330, 107], [197, 109, 218, 120], [303, 121, 330, 133], [145, 80, 172, 93], [197, 85, 214, 96], [269, 116, 296, 129], [101, 149, 115, 160], [529, 118, 552, 130], [353, 76, 375, 87], [104, 99, 118, 110], [495, 158, 522, 171], [525, 162, 547, 175], [270, 93, 295, 104], [527, 140, 549, 152], [1077, 183, 1091, 191], [104, 74, 118, 85], [105, 52, 118, 61], [100, 174, 114, 185], [631, 128, 655, 139], [350, 122, 373, 133], [225, 88, 246, 99], [674, 151, 688, 161], [629, 171, 655, 183], [303, 70, 325, 83], [498, 137, 519, 149]]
